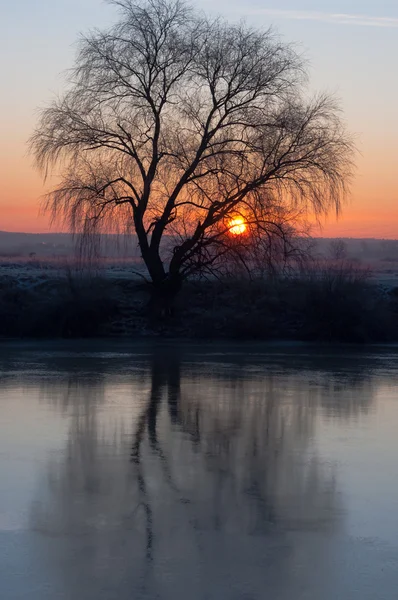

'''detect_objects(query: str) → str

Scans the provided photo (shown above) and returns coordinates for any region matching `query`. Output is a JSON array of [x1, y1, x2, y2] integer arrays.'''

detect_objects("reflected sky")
[[1, 342, 398, 599]]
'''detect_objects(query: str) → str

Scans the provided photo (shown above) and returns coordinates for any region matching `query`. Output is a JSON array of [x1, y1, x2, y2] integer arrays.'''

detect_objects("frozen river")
[[1, 341, 398, 599]]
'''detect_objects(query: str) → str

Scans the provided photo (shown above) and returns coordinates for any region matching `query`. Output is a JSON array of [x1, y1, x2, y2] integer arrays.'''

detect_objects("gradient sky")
[[1, 0, 398, 237]]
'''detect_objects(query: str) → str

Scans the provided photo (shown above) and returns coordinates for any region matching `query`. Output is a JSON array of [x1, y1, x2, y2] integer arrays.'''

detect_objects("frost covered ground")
[[1, 255, 398, 289], [0, 257, 148, 284], [3, 233, 398, 287]]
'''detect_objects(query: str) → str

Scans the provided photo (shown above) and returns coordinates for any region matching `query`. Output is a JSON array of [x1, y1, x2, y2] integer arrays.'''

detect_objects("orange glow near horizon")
[[2, 201, 398, 239], [1, 156, 398, 238], [1, 114, 398, 238], [228, 217, 247, 236]]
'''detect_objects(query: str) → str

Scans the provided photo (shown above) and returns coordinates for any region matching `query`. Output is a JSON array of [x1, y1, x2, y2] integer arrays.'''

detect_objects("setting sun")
[[228, 217, 247, 236]]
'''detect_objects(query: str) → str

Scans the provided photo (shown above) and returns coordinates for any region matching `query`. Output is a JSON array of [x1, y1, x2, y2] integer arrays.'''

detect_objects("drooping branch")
[[30, 0, 355, 290]]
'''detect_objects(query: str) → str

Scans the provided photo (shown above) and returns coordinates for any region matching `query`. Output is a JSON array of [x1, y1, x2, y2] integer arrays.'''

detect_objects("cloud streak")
[[244, 9, 398, 28]]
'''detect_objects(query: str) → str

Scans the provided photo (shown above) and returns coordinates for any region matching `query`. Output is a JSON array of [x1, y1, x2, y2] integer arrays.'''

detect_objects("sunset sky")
[[1, 0, 397, 237]]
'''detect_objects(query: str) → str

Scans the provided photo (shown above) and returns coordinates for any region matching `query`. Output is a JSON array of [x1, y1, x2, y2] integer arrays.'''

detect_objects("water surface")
[[1, 341, 398, 599]]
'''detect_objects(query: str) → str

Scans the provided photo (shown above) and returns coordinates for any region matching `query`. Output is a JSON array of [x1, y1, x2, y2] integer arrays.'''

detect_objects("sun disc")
[[228, 217, 247, 235]]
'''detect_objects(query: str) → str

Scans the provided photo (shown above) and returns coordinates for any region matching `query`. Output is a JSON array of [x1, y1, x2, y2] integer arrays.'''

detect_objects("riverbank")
[[0, 269, 397, 342]]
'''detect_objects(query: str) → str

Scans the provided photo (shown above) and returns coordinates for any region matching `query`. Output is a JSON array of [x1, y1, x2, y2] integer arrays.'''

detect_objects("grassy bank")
[[0, 267, 397, 342]]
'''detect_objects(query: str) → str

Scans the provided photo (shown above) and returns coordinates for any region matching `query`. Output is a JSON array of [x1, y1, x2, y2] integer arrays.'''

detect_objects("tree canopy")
[[30, 0, 354, 294]]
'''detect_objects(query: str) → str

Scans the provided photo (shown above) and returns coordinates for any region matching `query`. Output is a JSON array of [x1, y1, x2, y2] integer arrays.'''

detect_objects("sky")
[[1, 0, 398, 238]]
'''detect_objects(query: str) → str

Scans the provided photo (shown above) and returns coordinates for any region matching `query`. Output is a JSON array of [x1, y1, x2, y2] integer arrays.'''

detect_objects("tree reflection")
[[27, 346, 383, 598]]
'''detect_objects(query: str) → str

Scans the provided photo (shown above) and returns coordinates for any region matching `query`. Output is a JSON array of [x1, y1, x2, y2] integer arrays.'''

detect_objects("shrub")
[[0, 272, 118, 338]]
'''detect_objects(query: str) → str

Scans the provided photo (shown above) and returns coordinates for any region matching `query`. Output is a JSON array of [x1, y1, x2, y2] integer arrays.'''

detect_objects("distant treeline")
[[3, 231, 398, 265]]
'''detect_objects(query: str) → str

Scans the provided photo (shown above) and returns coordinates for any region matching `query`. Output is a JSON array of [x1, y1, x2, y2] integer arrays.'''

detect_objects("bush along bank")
[[1, 269, 398, 343]]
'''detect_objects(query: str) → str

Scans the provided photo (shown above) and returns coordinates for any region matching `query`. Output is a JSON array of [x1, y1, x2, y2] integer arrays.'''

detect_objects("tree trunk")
[[148, 272, 183, 319]]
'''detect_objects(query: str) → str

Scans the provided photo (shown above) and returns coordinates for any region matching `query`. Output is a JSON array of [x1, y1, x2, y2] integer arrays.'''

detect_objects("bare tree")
[[329, 238, 348, 261], [30, 0, 354, 305]]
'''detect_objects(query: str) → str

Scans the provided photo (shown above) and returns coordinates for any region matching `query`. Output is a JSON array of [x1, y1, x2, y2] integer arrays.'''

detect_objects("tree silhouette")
[[30, 0, 354, 304]]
